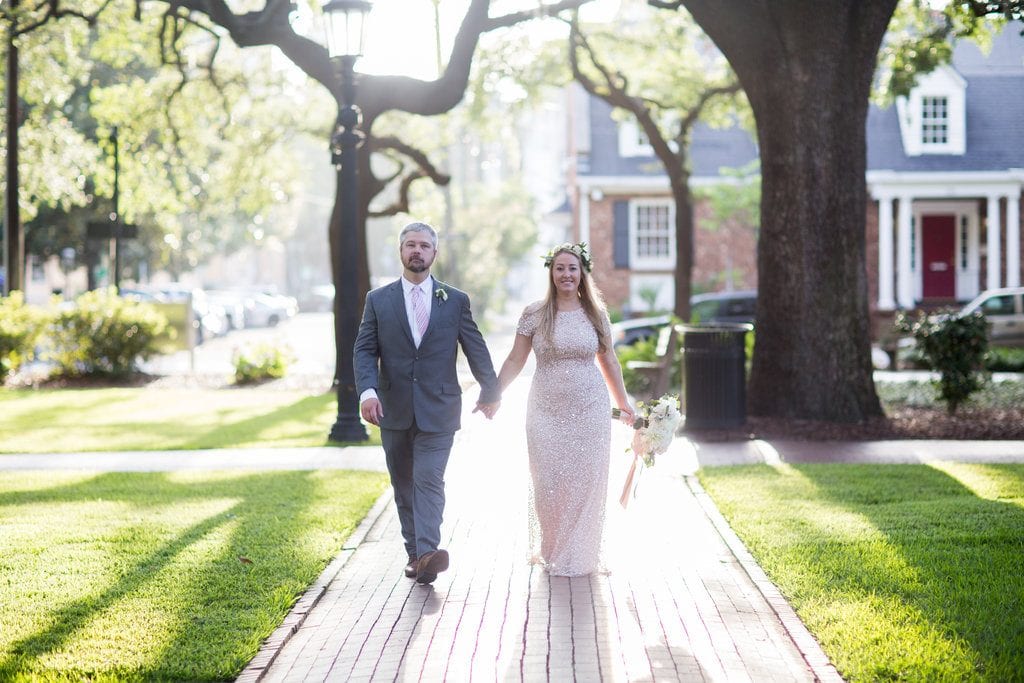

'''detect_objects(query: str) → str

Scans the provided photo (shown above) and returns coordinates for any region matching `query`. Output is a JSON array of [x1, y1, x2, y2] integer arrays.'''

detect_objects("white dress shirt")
[[360, 275, 434, 405]]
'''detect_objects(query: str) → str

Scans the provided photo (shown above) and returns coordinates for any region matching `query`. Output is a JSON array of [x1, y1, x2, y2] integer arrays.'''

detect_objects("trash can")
[[679, 322, 753, 430]]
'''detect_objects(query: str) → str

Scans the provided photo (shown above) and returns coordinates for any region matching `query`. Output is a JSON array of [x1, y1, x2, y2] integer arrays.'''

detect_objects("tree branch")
[[369, 136, 451, 186], [10, 0, 113, 36], [365, 135, 452, 217]]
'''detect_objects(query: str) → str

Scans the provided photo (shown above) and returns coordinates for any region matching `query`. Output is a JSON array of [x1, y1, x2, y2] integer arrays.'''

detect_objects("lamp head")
[[322, 0, 372, 60]]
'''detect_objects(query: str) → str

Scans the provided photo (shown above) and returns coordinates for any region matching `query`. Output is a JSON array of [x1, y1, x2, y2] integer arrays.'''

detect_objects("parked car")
[[690, 289, 757, 325], [957, 286, 1024, 347], [120, 286, 228, 344], [242, 291, 298, 328], [611, 290, 758, 347], [205, 290, 248, 330]]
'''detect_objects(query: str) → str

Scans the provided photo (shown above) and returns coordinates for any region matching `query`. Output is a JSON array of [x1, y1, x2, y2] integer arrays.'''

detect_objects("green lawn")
[[0, 469, 389, 681], [0, 387, 381, 453], [699, 463, 1024, 682]]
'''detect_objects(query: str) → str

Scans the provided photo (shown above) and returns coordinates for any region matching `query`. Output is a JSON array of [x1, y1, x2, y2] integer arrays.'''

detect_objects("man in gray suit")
[[354, 221, 501, 584]]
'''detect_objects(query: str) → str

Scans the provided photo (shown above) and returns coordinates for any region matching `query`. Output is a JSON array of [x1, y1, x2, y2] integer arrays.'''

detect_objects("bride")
[[495, 243, 634, 576]]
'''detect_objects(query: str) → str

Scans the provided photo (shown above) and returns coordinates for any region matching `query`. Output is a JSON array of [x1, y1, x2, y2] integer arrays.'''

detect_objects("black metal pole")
[[329, 54, 368, 443], [4, 0, 21, 294]]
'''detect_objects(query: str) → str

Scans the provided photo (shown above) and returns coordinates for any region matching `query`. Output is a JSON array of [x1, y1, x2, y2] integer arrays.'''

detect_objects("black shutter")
[[613, 200, 630, 269]]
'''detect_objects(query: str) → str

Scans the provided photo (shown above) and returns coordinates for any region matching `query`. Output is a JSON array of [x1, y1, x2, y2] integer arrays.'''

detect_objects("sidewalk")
[[236, 384, 838, 683]]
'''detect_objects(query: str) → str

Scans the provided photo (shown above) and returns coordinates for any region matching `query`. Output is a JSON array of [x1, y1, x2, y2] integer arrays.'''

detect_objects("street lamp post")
[[323, 0, 372, 443]]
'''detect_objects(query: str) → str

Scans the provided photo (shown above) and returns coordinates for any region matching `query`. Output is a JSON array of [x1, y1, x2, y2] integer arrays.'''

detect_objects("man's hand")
[[360, 397, 384, 426], [473, 400, 500, 420]]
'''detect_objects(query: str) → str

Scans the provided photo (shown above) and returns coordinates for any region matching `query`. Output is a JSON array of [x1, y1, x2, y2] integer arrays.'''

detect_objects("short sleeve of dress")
[[516, 305, 540, 337]]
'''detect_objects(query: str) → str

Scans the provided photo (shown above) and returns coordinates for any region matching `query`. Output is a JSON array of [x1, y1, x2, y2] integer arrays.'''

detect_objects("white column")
[[579, 188, 591, 245], [877, 195, 896, 309], [987, 195, 1002, 291], [1006, 192, 1020, 288], [896, 195, 915, 308]]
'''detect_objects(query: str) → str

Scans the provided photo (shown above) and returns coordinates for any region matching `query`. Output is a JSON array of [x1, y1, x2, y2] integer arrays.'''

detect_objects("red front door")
[[921, 215, 956, 299]]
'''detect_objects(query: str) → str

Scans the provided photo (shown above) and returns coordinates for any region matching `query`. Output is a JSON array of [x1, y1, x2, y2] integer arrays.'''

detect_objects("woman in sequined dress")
[[496, 243, 634, 576]]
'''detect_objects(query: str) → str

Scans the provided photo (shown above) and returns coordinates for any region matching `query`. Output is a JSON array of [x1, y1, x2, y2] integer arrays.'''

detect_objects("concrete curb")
[[235, 488, 394, 683], [685, 475, 845, 683]]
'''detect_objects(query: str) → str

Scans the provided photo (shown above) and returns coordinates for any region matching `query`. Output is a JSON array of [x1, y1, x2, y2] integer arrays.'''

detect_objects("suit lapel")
[[387, 280, 415, 346]]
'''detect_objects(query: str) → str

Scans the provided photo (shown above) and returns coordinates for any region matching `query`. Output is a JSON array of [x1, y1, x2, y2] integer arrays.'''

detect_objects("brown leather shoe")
[[415, 549, 449, 585], [403, 555, 418, 579]]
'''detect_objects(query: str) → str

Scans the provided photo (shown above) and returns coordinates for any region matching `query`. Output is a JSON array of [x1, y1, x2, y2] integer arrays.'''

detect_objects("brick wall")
[[586, 195, 758, 314]]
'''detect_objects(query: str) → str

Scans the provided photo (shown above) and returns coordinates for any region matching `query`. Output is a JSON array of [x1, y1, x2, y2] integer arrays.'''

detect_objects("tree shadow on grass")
[[0, 468, 385, 680], [783, 463, 1024, 681]]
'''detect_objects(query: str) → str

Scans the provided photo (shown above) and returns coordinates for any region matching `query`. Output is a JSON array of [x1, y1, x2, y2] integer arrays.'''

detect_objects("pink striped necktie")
[[412, 285, 429, 338]]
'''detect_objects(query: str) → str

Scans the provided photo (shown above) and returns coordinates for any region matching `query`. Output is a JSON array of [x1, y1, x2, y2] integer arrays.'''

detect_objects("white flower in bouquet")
[[612, 394, 682, 507], [630, 395, 681, 467]]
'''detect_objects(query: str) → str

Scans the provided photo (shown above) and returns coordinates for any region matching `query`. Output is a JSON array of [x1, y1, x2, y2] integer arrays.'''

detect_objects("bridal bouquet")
[[613, 394, 682, 507]]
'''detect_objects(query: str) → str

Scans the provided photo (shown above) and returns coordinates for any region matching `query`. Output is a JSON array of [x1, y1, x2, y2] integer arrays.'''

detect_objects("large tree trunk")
[[672, 174, 693, 322], [680, 0, 895, 421]]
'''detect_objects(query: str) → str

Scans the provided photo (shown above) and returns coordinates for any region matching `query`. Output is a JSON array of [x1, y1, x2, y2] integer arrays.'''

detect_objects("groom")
[[354, 221, 501, 584]]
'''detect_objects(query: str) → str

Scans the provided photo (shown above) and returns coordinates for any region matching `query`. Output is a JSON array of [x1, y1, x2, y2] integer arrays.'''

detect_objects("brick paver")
[[244, 385, 832, 682]]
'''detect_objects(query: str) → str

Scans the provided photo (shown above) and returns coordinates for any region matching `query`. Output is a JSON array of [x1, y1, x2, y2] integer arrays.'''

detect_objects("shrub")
[[45, 288, 168, 377], [0, 292, 45, 381], [895, 309, 988, 414], [233, 342, 293, 384]]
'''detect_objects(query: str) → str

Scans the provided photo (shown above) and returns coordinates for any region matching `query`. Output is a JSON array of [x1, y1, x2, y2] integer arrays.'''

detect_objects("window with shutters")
[[629, 199, 674, 270]]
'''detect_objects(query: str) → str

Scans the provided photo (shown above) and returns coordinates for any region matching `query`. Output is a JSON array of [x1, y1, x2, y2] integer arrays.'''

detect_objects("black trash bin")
[[680, 322, 753, 430]]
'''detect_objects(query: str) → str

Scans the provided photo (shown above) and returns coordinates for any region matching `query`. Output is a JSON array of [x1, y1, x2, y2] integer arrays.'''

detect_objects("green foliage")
[[616, 334, 683, 398], [0, 293, 45, 381], [692, 161, 761, 235], [44, 288, 168, 377], [875, 1, 1016, 103], [896, 309, 989, 414], [986, 346, 1024, 372], [5, 2, 312, 271], [233, 342, 295, 384]]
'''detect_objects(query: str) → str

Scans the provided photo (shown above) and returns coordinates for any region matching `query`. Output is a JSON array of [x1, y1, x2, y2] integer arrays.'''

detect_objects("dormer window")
[[618, 120, 653, 157], [920, 96, 948, 144], [895, 66, 966, 156]]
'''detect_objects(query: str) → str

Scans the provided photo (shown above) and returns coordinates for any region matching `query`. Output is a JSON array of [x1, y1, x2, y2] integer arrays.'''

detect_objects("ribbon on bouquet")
[[612, 407, 646, 508], [618, 454, 642, 508]]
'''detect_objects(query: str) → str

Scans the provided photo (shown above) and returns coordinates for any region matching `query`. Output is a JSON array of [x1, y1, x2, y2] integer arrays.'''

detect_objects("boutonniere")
[[434, 287, 448, 302]]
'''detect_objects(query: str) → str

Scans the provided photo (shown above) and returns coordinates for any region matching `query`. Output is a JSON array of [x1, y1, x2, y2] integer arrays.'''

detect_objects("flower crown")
[[542, 242, 593, 273]]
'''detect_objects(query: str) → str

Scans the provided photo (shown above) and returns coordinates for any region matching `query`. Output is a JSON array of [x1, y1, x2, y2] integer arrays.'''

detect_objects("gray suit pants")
[[381, 423, 455, 558]]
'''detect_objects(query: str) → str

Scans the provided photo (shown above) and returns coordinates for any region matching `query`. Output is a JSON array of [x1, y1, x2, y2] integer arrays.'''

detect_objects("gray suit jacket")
[[353, 278, 500, 432]]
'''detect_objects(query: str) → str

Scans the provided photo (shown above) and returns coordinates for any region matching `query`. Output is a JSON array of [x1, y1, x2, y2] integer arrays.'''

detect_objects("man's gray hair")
[[398, 221, 438, 249]]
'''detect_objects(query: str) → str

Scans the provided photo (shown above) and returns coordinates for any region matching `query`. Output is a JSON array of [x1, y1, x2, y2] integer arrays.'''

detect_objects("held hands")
[[360, 397, 384, 426], [473, 401, 500, 420]]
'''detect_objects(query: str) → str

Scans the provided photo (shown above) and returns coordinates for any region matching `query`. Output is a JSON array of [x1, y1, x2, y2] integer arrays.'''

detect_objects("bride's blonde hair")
[[535, 245, 610, 353]]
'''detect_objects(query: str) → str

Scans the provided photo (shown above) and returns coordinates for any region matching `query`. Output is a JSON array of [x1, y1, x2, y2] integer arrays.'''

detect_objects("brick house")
[[567, 26, 1024, 328]]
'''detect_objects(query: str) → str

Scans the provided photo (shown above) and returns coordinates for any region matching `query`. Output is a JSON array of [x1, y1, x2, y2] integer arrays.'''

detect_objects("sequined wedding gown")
[[517, 305, 611, 576]]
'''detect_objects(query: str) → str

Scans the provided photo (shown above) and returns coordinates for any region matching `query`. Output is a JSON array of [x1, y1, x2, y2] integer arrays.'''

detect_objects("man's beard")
[[405, 258, 428, 273]]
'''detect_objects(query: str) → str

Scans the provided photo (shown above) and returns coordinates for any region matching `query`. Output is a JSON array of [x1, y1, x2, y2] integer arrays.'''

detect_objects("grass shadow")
[[776, 463, 1024, 680], [0, 469, 386, 680]]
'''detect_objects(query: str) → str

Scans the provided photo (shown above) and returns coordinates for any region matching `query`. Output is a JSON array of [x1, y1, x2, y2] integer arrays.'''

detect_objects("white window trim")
[[618, 120, 653, 158], [628, 198, 675, 271], [896, 65, 967, 156]]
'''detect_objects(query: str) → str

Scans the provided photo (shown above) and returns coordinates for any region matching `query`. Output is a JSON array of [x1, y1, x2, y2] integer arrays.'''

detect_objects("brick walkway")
[[241, 386, 838, 682]]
